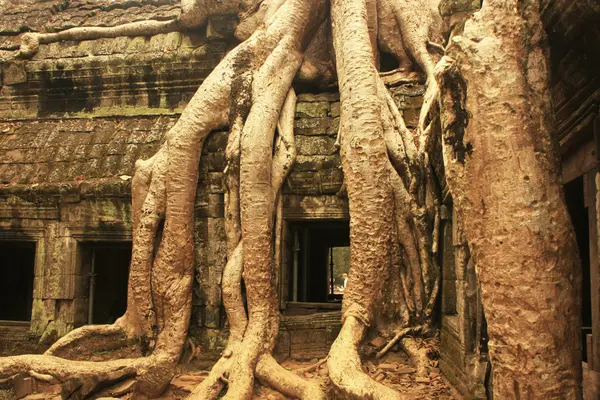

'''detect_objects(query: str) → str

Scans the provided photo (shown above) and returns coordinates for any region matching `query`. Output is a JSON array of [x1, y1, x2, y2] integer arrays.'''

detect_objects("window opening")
[[0, 241, 35, 322], [288, 221, 350, 304], [80, 242, 131, 324], [564, 175, 592, 362]]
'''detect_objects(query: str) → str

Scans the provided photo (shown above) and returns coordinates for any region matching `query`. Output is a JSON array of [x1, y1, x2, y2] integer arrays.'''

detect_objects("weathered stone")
[[402, 108, 419, 128], [207, 193, 224, 218], [295, 101, 330, 118], [205, 131, 228, 152], [295, 136, 337, 156], [14, 376, 33, 399], [294, 117, 331, 136], [389, 84, 425, 97], [2, 61, 27, 85], [329, 102, 340, 117], [293, 155, 341, 172], [296, 92, 339, 102], [438, 0, 480, 16], [327, 117, 340, 135], [393, 94, 424, 110]]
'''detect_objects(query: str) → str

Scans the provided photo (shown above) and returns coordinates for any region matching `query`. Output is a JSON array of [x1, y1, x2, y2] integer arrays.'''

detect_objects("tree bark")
[[436, 0, 583, 397]]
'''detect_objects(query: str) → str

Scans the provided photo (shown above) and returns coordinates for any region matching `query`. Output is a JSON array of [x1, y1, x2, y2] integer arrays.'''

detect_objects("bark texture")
[[436, 0, 583, 397]]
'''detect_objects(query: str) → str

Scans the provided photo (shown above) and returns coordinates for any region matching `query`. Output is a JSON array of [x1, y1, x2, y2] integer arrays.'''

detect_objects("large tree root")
[[18, 19, 180, 58], [44, 324, 131, 360], [329, 316, 402, 399], [0, 355, 155, 398], [188, 2, 328, 399]]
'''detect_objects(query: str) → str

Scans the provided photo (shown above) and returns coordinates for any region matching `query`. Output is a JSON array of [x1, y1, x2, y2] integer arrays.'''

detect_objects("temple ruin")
[[0, 0, 598, 398]]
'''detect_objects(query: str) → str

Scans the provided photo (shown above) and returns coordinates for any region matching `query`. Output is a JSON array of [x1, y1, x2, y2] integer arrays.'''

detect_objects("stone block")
[[329, 102, 340, 117], [293, 155, 340, 172], [207, 193, 224, 218], [319, 169, 344, 194], [295, 102, 330, 118], [439, 0, 480, 16], [33, 276, 44, 299], [2, 61, 27, 85], [294, 117, 331, 136], [328, 117, 340, 135], [180, 33, 207, 49], [394, 94, 424, 110], [43, 274, 76, 300], [402, 108, 419, 128], [389, 83, 425, 97], [205, 152, 226, 172], [205, 131, 228, 152], [297, 92, 339, 102], [204, 305, 221, 329], [296, 136, 337, 156], [274, 330, 291, 361], [285, 172, 321, 195], [191, 305, 205, 328], [206, 172, 224, 193], [290, 329, 328, 359], [14, 376, 34, 399]]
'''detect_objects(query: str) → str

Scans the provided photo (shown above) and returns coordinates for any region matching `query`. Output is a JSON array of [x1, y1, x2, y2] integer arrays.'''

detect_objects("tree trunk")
[[436, 0, 583, 397], [327, 0, 402, 398]]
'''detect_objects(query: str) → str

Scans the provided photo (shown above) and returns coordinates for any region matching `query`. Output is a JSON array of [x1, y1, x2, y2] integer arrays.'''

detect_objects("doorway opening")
[[0, 241, 35, 322], [287, 221, 350, 304], [80, 242, 131, 325], [564, 175, 592, 362]]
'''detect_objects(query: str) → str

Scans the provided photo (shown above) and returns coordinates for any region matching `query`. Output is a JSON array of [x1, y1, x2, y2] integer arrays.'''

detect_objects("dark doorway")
[[564, 176, 592, 362], [288, 221, 350, 303], [0, 241, 35, 321], [80, 242, 131, 325]]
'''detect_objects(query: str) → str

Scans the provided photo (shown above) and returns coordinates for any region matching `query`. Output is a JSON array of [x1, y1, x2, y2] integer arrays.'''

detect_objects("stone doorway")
[[0, 241, 35, 322], [79, 242, 131, 325], [286, 221, 350, 305], [564, 175, 593, 363]]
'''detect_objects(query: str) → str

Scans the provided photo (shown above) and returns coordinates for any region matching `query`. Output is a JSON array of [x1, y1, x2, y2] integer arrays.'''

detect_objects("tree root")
[[0, 355, 157, 398], [295, 356, 328, 374], [256, 355, 326, 400], [401, 337, 430, 377], [328, 316, 402, 400], [18, 19, 180, 58], [45, 324, 130, 359], [376, 325, 423, 359]]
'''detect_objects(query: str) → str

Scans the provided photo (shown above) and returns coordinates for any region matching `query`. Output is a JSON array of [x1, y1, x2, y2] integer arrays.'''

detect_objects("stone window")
[[285, 221, 350, 306], [564, 175, 593, 362], [0, 241, 35, 322], [79, 242, 131, 325]]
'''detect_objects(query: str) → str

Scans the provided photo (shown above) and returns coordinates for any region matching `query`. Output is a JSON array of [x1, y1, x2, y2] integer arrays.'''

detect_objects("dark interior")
[[564, 175, 592, 362], [81, 242, 131, 324], [0, 241, 35, 321], [288, 221, 350, 303]]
